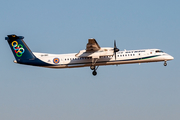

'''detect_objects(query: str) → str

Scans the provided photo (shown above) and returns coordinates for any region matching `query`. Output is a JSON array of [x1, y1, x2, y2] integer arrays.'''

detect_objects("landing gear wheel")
[[92, 70, 97, 76], [164, 61, 167, 66], [90, 66, 99, 76], [90, 65, 95, 70]]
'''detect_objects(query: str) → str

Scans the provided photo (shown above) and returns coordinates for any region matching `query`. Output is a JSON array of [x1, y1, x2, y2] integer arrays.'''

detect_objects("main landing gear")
[[90, 58, 99, 76], [90, 65, 99, 76], [164, 61, 167, 66]]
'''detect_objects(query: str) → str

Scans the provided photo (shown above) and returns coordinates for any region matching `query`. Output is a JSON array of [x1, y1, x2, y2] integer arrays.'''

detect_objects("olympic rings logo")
[[53, 58, 60, 64], [11, 41, 25, 57]]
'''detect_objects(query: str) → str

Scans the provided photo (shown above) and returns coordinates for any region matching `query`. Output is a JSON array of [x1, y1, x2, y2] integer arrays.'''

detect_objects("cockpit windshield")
[[155, 50, 164, 53]]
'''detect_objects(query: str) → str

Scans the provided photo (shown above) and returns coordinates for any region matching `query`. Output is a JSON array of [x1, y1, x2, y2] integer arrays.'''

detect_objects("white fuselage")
[[32, 48, 174, 68]]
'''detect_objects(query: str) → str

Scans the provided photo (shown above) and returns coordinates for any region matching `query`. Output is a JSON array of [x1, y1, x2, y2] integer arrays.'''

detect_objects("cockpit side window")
[[156, 50, 164, 53]]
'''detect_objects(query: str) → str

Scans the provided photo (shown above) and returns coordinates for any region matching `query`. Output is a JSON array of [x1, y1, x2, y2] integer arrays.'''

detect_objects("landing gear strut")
[[90, 58, 99, 76], [90, 65, 99, 76], [164, 61, 167, 66], [90, 65, 95, 70]]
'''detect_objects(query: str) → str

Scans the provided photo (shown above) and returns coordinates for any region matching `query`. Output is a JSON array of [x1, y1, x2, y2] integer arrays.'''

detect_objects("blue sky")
[[0, 0, 180, 120]]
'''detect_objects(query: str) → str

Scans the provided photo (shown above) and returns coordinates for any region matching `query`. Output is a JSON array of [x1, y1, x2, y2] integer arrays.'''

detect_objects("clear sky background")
[[0, 0, 180, 120]]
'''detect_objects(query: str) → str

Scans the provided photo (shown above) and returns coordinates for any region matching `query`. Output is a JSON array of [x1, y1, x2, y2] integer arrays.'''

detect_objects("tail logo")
[[11, 41, 25, 57]]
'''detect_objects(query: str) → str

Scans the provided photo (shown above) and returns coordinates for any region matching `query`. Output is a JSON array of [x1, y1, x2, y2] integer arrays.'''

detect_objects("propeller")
[[113, 40, 119, 60]]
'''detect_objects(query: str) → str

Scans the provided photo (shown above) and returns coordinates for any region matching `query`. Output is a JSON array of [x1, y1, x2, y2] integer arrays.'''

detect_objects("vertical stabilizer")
[[5, 34, 35, 61]]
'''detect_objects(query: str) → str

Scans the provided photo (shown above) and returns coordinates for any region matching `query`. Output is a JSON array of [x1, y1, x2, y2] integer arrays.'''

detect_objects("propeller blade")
[[114, 40, 117, 48], [114, 40, 119, 52], [113, 40, 119, 61]]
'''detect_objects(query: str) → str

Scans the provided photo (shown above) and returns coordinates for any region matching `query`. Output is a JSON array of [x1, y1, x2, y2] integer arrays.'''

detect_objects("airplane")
[[5, 34, 174, 76]]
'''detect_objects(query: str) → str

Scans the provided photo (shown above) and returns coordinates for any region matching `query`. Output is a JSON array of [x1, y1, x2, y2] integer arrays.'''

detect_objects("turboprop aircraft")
[[5, 34, 174, 76]]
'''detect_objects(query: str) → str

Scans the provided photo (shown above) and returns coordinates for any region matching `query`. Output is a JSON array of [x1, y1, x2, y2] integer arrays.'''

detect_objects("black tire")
[[92, 71, 97, 76], [164, 63, 167, 66]]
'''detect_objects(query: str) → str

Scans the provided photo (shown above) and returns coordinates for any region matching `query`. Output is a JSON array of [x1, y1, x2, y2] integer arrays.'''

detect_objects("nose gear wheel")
[[164, 61, 167, 66]]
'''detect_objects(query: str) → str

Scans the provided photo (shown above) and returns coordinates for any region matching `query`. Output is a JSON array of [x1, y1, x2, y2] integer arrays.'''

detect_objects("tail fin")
[[5, 34, 35, 61]]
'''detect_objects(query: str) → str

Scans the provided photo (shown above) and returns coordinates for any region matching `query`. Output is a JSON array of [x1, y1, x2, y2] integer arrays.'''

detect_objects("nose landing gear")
[[164, 61, 167, 66]]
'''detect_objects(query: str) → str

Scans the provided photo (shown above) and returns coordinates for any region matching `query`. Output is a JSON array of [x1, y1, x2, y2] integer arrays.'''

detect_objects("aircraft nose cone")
[[168, 55, 174, 60], [170, 56, 174, 60], [164, 54, 174, 61]]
